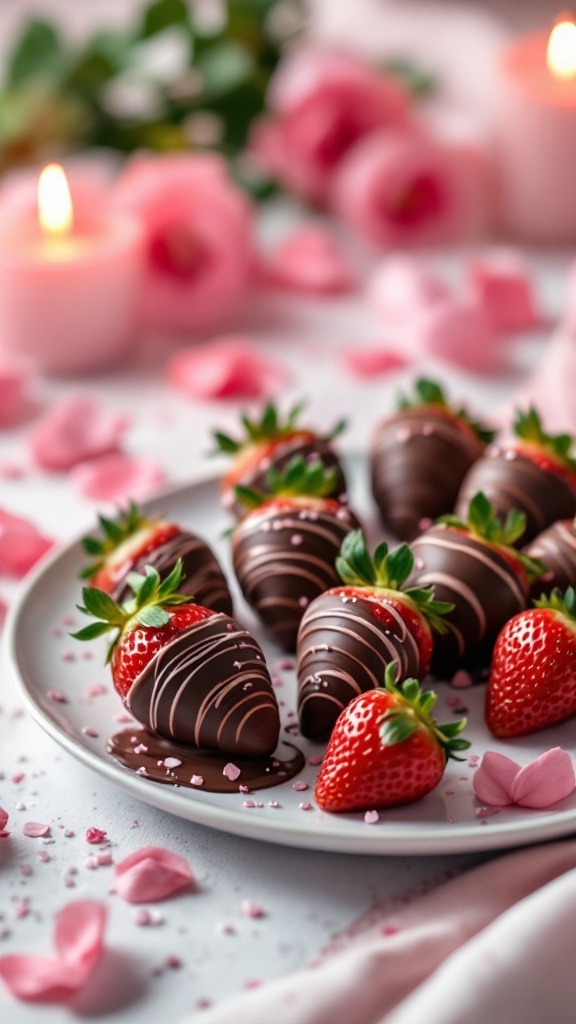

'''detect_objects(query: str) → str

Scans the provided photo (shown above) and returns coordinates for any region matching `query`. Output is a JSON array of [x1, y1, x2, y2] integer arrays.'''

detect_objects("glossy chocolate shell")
[[525, 519, 576, 598]]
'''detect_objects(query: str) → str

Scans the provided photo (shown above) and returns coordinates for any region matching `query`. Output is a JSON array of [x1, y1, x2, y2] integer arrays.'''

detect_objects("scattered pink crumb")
[[86, 683, 107, 698], [14, 902, 30, 919], [82, 726, 99, 738], [291, 780, 308, 792], [166, 956, 182, 970], [19, 864, 33, 876], [37, 851, 51, 863], [85, 828, 107, 845], [63, 830, 75, 838], [134, 909, 152, 927], [114, 712, 133, 723], [244, 979, 262, 990], [84, 856, 98, 870], [475, 806, 501, 819], [22, 822, 50, 838], [268, 801, 281, 809], [276, 660, 293, 671], [364, 810, 379, 825], [47, 689, 67, 703], [299, 802, 313, 811], [239, 785, 250, 794], [241, 900, 264, 919], [190, 775, 204, 787], [163, 758, 181, 769], [134, 744, 148, 755], [308, 754, 323, 766], [11, 774, 25, 784], [223, 763, 241, 782], [96, 851, 113, 866], [61, 652, 75, 662], [243, 801, 256, 809], [451, 669, 474, 689]]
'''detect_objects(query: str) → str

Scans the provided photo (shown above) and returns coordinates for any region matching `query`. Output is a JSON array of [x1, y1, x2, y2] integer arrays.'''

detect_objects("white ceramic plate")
[[6, 460, 576, 855]]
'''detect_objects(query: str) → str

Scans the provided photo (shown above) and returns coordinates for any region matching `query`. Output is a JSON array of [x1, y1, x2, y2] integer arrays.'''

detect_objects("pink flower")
[[111, 154, 254, 335], [0, 509, 53, 578], [250, 49, 409, 203], [333, 127, 489, 248]]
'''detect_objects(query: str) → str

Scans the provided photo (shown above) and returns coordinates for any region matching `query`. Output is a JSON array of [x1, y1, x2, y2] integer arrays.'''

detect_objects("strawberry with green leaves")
[[370, 378, 495, 541], [315, 661, 470, 813], [82, 501, 232, 615], [486, 587, 576, 738], [407, 492, 543, 674], [232, 455, 359, 652], [72, 560, 280, 757], [213, 400, 347, 519], [297, 530, 453, 739], [456, 407, 576, 544]]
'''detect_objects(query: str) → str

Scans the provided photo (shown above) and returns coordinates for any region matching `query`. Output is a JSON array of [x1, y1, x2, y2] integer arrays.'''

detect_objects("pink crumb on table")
[[47, 689, 67, 703], [241, 900, 265, 919], [451, 669, 474, 689], [85, 828, 107, 845]]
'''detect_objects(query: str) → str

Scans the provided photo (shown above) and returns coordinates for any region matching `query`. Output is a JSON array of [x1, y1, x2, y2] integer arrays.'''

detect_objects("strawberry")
[[232, 455, 359, 651], [370, 378, 495, 541], [486, 587, 576, 738], [524, 517, 576, 598], [82, 501, 232, 614], [456, 407, 576, 544], [213, 400, 347, 518], [72, 560, 280, 756], [315, 661, 469, 812], [297, 529, 453, 739]]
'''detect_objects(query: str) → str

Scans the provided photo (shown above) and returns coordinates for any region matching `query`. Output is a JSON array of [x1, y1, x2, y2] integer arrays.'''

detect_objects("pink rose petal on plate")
[[0, 509, 53, 578], [265, 226, 355, 295], [0, 901, 106, 1002], [23, 822, 50, 838], [71, 453, 165, 503], [0, 364, 31, 428], [511, 748, 576, 809], [467, 251, 540, 332], [29, 395, 127, 472], [341, 346, 408, 379], [472, 751, 520, 807], [168, 337, 286, 401], [114, 846, 193, 903]]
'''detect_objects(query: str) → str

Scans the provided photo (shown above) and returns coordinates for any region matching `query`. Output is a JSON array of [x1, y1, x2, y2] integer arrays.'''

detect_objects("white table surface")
[[0, 197, 573, 1023]]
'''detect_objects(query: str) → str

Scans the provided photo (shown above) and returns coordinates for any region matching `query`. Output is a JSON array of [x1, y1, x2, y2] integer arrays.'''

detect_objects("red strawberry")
[[297, 530, 453, 739], [486, 587, 576, 738], [213, 400, 347, 518], [315, 661, 469, 812], [72, 560, 280, 756], [456, 408, 576, 543], [82, 502, 232, 614]]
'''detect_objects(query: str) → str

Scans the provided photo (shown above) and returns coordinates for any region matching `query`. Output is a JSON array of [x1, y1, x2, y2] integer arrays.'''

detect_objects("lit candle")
[[495, 15, 576, 242], [0, 164, 145, 374]]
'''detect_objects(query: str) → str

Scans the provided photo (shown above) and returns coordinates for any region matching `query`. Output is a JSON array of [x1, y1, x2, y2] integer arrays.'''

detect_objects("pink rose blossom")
[[111, 154, 254, 335], [250, 49, 409, 203], [29, 395, 127, 472], [0, 509, 53, 578], [168, 337, 286, 401], [333, 128, 489, 248]]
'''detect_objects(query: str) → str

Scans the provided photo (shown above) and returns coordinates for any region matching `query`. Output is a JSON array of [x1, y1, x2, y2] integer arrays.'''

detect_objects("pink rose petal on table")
[[0, 805, 9, 837], [0, 511, 53, 578], [71, 453, 165, 503], [264, 226, 355, 295], [0, 364, 31, 428], [114, 846, 193, 903], [29, 395, 127, 472], [408, 296, 502, 374], [0, 901, 106, 1002], [168, 337, 286, 401], [472, 752, 520, 806], [23, 822, 50, 838], [511, 748, 576, 809], [341, 346, 408, 379], [367, 258, 450, 324], [467, 251, 541, 332]]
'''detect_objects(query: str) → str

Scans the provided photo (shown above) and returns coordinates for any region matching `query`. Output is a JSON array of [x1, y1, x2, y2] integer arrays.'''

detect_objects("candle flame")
[[547, 17, 576, 79], [38, 164, 73, 236]]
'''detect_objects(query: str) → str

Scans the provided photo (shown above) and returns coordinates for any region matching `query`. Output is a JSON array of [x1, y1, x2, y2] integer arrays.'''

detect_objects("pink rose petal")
[[511, 748, 576, 809], [341, 346, 408, 379], [23, 822, 51, 838], [264, 226, 355, 295], [0, 364, 31, 428], [468, 251, 541, 332], [0, 805, 9, 838], [472, 752, 520, 807], [168, 337, 286, 402], [223, 763, 241, 782], [409, 296, 502, 374], [71, 453, 165, 503], [114, 845, 193, 904], [0, 901, 106, 1002], [367, 258, 450, 324], [29, 395, 127, 472], [0, 509, 53, 578]]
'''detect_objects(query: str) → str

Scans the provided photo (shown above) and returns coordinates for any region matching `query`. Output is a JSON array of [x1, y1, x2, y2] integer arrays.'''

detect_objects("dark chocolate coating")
[[232, 502, 359, 652], [455, 449, 576, 545], [297, 590, 424, 740], [127, 614, 280, 757], [112, 531, 233, 615], [223, 437, 347, 519], [370, 409, 485, 541], [407, 525, 529, 674], [525, 519, 576, 598]]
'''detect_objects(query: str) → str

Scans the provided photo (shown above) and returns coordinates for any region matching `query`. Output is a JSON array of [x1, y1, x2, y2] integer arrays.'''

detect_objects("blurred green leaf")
[[196, 41, 255, 99], [68, 31, 133, 89], [382, 58, 437, 98], [139, 0, 190, 39], [8, 19, 65, 87]]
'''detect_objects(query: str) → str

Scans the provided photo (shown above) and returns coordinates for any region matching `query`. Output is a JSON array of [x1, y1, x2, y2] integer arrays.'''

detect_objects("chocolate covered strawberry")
[[213, 400, 347, 518], [82, 502, 232, 614], [407, 492, 543, 674], [370, 378, 495, 541], [486, 588, 576, 738], [315, 661, 469, 813], [72, 560, 280, 757], [456, 408, 576, 544], [232, 456, 359, 652], [524, 517, 576, 598], [297, 530, 453, 740]]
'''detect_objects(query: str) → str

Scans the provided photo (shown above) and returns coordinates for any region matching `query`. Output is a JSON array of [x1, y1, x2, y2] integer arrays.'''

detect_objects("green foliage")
[[439, 492, 544, 582], [398, 379, 496, 445], [533, 586, 576, 619], [234, 454, 338, 510], [80, 502, 149, 580], [212, 400, 346, 455], [514, 407, 576, 471], [380, 661, 469, 759], [8, 20, 66, 87]]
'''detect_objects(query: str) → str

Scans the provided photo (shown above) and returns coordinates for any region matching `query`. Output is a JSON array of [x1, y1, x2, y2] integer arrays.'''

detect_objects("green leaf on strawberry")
[[234, 454, 339, 511], [379, 662, 470, 759], [533, 585, 576, 617], [211, 400, 347, 455], [514, 407, 576, 472], [439, 491, 544, 582], [80, 502, 148, 579], [398, 378, 496, 445]]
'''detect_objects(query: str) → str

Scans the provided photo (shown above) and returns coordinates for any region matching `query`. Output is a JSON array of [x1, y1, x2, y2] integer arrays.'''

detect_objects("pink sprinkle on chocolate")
[[291, 780, 308, 792], [23, 822, 50, 838], [239, 785, 250, 794], [47, 689, 67, 703], [364, 810, 379, 825], [299, 802, 313, 810], [419, 518, 433, 531], [134, 744, 148, 755], [298, 596, 309, 608], [291, 534, 303, 546], [241, 899, 264, 918], [308, 754, 323, 765], [82, 726, 99, 738], [85, 827, 107, 845], [137, 767, 148, 776], [190, 775, 204, 787], [163, 758, 182, 769], [223, 763, 241, 781]]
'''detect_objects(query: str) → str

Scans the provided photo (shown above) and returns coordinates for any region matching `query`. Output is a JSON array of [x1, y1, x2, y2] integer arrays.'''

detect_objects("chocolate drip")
[[232, 503, 359, 652], [370, 410, 485, 541], [455, 450, 576, 545], [108, 730, 304, 792], [223, 438, 347, 519], [297, 590, 424, 740], [112, 531, 233, 615], [127, 614, 280, 757], [525, 519, 576, 598], [408, 525, 529, 674]]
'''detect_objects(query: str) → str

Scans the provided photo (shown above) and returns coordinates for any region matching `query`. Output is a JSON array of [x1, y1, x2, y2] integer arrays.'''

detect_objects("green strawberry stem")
[[533, 586, 576, 618], [71, 559, 190, 662], [439, 492, 544, 582], [398, 378, 496, 445], [234, 454, 339, 512], [336, 530, 454, 635], [380, 662, 470, 760], [81, 501, 150, 580], [212, 399, 347, 455], [514, 407, 576, 472]]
